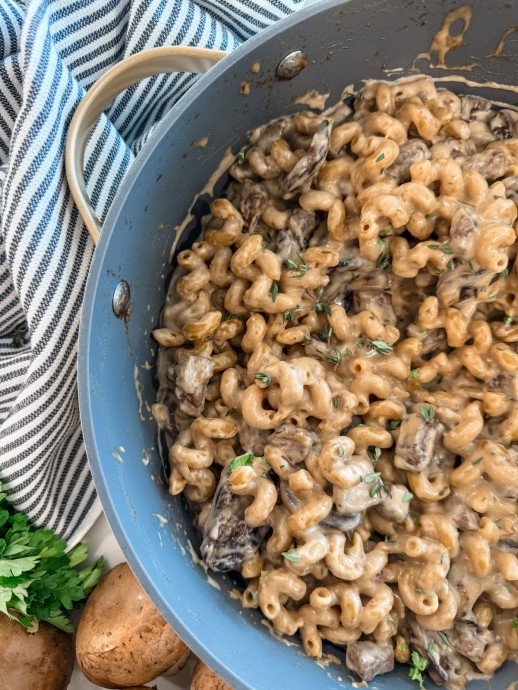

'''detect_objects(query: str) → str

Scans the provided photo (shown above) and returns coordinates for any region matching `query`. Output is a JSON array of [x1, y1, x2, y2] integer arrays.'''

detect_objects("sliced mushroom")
[[394, 414, 444, 472], [387, 139, 430, 183], [276, 209, 319, 262], [490, 109, 518, 140], [353, 289, 396, 325], [333, 479, 385, 514], [170, 355, 214, 417], [345, 641, 394, 681], [280, 483, 361, 532], [448, 206, 478, 259], [502, 175, 518, 205], [250, 117, 293, 154], [375, 483, 411, 523], [201, 470, 269, 572], [462, 148, 508, 180], [459, 95, 492, 122], [443, 492, 480, 531], [239, 180, 268, 233], [237, 419, 269, 457], [450, 621, 500, 662], [267, 425, 319, 464], [282, 120, 331, 199], [436, 265, 491, 307]]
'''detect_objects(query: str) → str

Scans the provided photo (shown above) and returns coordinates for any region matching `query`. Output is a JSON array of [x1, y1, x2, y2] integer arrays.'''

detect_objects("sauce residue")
[[294, 90, 330, 110], [187, 539, 221, 590], [112, 445, 125, 464], [490, 25, 518, 58], [240, 80, 251, 95], [251, 61, 261, 74], [133, 364, 145, 421], [192, 135, 209, 148]]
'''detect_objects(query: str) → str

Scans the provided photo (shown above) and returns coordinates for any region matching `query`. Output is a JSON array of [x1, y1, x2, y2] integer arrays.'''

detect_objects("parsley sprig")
[[409, 650, 428, 689], [0, 481, 104, 632]]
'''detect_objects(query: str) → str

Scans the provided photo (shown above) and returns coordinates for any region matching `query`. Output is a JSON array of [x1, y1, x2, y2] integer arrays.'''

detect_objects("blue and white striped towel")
[[0, 0, 303, 542]]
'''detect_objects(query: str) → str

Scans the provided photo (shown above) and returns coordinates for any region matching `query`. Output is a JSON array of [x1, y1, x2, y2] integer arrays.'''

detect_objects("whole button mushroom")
[[0, 614, 74, 689], [191, 659, 235, 690], [76, 563, 190, 688]]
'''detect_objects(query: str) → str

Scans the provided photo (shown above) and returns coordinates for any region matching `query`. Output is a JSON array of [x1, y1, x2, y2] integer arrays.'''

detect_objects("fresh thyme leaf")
[[312, 303, 332, 315], [337, 446, 345, 457], [282, 550, 301, 563], [426, 213, 438, 223], [285, 254, 308, 278], [222, 311, 234, 321], [236, 150, 246, 166], [0, 481, 104, 632], [271, 281, 279, 302], [377, 251, 392, 272], [262, 233, 272, 249], [369, 339, 393, 355], [499, 268, 509, 278], [419, 405, 435, 424], [363, 472, 381, 483], [447, 258, 455, 271], [472, 457, 483, 466], [427, 244, 440, 250], [437, 631, 451, 647], [369, 446, 382, 463], [388, 419, 402, 430], [332, 395, 340, 410], [339, 254, 351, 267], [226, 407, 236, 417], [283, 309, 295, 323], [441, 246, 453, 255], [408, 369, 420, 379], [229, 452, 256, 473], [376, 152, 385, 162], [319, 324, 333, 341], [409, 650, 428, 690], [504, 315, 513, 325], [512, 616, 518, 629], [329, 347, 342, 365], [254, 372, 272, 386], [370, 482, 389, 498]]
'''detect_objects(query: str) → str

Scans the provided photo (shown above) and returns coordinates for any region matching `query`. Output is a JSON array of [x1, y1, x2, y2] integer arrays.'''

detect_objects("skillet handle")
[[65, 46, 227, 245]]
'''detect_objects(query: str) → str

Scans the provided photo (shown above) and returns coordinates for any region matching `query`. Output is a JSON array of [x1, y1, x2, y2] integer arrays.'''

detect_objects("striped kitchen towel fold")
[[0, 0, 303, 543]]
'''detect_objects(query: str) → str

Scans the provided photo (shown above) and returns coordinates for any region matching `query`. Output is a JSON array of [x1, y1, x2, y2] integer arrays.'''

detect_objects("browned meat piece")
[[450, 621, 500, 662], [171, 355, 214, 417], [375, 484, 411, 523], [353, 289, 396, 325], [459, 95, 492, 122], [282, 120, 331, 199], [250, 117, 293, 153], [449, 206, 478, 258], [443, 492, 480, 531], [345, 642, 394, 681], [462, 148, 508, 180], [436, 265, 491, 307], [239, 180, 268, 233], [267, 424, 319, 463], [237, 419, 269, 456], [387, 139, 430, 183], [280, 483, 361, 532], [201, 470, 269, 572], [394, 414, 445, 472], [406, 614, 474, 689], [490, 109, 518, 139], [276, 208, 319, 262]]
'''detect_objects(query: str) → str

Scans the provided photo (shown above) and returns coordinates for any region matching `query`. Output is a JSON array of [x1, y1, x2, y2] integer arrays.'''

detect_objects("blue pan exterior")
[[79, 0, 518, 687]]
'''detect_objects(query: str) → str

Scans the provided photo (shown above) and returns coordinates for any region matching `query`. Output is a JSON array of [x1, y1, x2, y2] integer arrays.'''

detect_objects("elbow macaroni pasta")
[[153, 75, 518, 687]]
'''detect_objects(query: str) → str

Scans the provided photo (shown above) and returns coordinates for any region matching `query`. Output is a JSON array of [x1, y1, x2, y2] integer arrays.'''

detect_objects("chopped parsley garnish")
[[408, 369, 420, 379], [235, 150, 246, 166], [419, 405, 435, 424], [254, 372, 272, 386], [409, 650, 428, 689], [282, 550, 301, 563], [369, 339, 393, 355], [270, 281, 279, 302], [229, 452, 255, 473]]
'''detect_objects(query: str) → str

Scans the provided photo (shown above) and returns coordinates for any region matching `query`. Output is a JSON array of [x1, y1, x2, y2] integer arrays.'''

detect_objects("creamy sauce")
[[294, 90, 330, 111], [251, 60, 261, 74], [133, 364, 145, 421], [141, 448, 151, 466], [152, 512, 168, 528], [169, 147, 236, 263], [187, 539, 221, 590]]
